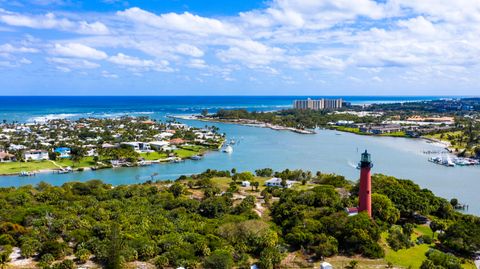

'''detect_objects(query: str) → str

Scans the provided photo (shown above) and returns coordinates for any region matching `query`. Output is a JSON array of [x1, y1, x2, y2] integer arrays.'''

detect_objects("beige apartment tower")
[[293, 98, 343, 110]]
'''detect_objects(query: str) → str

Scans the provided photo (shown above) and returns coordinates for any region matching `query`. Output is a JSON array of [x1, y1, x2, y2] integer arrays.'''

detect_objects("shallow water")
[[2, 119, 479, 215]]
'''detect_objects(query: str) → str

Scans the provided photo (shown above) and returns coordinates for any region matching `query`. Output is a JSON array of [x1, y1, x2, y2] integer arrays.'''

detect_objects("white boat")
[[223, 145, 233, 153], [429, 156, 455, 167], [19, 171, 35, 177], [191, 155, 202, 160]]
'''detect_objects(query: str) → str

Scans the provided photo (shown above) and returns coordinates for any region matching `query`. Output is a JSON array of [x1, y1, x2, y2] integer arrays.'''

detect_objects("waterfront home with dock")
[[54, 147, 71, 158], [23, 150, 49, 161]]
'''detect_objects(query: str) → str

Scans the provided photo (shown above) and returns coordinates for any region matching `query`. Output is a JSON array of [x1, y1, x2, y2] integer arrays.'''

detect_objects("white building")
[[9, 144, 26, 151], [149, 141, 170, 150], [154, 132, 174, 140], [121, 142, 151, 152], [242, 181, 251, 187], [24, 150, 49, 161], [265, 177, 294, 188], [320, 262, 333, 269]]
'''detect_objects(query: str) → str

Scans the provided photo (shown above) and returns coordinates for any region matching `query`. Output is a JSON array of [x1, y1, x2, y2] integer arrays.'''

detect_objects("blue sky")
[[0, 0, 479, 95]]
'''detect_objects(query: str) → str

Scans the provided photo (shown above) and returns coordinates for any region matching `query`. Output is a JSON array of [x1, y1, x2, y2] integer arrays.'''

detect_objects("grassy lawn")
[[0, 161, 58, 174], [334, 126, 365, 134], [381, 131, 407, 137], [333, 126, 407, 137], [381, 225, 433, 268], [174, 149, 199, 158], [425, 131, 463, 141], [56, 157, 96, 168], [140, 152, 168, 160], [209, 176, 317, 193]]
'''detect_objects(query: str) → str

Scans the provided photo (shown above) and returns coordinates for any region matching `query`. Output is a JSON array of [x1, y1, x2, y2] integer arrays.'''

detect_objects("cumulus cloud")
[[0, 9, 109, 34], [2, 0, 480, 88], [50, 43, 108, 60], [47, 57, 100, 69], [0, 43, 39, 53], [117, 7, 241, 36], [108, 53, 172, 72]]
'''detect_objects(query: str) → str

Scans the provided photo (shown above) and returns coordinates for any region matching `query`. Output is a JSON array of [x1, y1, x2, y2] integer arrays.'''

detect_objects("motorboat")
[[223, 145, 233, 153]]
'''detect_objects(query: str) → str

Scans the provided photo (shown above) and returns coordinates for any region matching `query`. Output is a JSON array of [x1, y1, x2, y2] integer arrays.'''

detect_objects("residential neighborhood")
[[0, 116, 225, 175]]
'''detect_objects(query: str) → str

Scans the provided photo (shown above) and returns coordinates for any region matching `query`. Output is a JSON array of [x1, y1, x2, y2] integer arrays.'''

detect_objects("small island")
[[0, 116, 225, 176]]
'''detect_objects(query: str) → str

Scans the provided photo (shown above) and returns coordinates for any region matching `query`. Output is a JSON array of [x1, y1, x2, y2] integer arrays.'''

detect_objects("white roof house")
[[121, 142, 151, 152], [320, 262, 333, 269], [154, 132, 174, 140], [149, 141, 170, 150], [24, 150, 49, 161], [242, 181, 251, 187], [265, 177, 294, 188]]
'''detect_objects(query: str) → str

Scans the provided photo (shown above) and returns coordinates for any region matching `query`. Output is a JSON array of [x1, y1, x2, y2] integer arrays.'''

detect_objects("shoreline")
[[171, 114, 316, 134], [0, 148, 221, 177], [174, 114, 478, 160]]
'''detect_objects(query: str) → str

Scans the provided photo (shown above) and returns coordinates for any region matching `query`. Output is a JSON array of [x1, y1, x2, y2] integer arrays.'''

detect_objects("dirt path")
[[49, 160, 63, 169], [254, 201, 266, 217]]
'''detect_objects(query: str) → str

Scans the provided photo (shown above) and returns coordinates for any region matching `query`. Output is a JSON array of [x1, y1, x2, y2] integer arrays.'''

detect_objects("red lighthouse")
[[358, 150, 373, 218]]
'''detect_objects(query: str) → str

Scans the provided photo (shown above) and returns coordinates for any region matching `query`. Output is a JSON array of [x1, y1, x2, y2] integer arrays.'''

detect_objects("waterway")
[[1, 118, 479, 215]]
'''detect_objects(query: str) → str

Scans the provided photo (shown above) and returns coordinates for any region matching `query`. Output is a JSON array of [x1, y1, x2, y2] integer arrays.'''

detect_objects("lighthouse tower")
[[358, 150, 373, 218]]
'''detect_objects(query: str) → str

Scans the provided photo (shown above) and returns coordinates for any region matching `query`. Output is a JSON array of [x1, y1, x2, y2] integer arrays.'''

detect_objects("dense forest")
[[0, 169, 479, 268]]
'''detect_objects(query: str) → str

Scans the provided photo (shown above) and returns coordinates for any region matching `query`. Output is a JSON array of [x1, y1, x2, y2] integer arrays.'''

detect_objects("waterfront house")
[[0, 151, 15, 162], [265, 177, 294, 188], [149, 141, 170, 150], [121, 142, 152, 152], [24, 150, 49, 161], [54, 147, 71, 158], [360, 124, 402, 134]]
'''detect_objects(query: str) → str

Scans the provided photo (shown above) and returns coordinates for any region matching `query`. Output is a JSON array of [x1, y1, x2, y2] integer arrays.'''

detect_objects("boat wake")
[[347, 160, 358, 169]]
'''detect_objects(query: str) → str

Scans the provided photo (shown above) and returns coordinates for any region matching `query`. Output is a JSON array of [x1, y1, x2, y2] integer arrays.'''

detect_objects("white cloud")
[[19, 57, 31, 64], [47, 57, 100, 69], [117, 7, 241, 36], [0, 10, 109, 34], [217, 39, 284, 66], [108, 53, 173, 72], [175, 44, 204, 57], [101, 70, 119, 79], [51, 43, 108, 60], [188, 59, 207, 69], [2, 0, 480, 90], [0, 43, 39, 53]]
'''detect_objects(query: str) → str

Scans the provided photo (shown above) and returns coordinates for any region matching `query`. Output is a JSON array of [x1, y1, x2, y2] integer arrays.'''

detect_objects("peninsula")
[[0, 116, 225, 176]]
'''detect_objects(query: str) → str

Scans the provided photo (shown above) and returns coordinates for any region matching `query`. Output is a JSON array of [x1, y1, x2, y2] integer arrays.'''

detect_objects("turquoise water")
[[2, 119, 479, 215], [0, 96, 450, 122], [0, 96, 478, 215]]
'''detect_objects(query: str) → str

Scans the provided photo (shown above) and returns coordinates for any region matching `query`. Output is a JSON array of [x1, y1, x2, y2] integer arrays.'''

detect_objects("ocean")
[[0, 96, 448, 123], [1, 95, 478, 215]]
